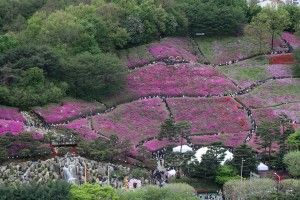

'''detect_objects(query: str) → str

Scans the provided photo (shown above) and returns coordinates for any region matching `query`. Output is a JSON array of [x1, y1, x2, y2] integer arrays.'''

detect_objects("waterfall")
[[63, 166, 77, 183]]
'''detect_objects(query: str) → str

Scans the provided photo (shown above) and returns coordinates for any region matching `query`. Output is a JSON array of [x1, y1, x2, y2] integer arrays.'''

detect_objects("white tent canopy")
[[257, 162, 269, 171], [172, 145, 193, 153]]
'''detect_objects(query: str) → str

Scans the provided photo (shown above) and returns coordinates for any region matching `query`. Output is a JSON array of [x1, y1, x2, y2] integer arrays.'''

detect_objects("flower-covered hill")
[[118, 37, 201, 69], [166, 97, 250, 134], [33, 99, 106, 124], [237, 78, 300, 108], [64, 98, 169, 146], [0, 106, 25, 136], [127, 63, 238, 97], [1, 33, 300, 161]]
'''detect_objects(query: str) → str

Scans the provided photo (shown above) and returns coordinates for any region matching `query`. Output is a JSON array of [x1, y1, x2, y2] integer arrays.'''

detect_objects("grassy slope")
[[194, 36, 270, 64], [217, 56, 269, 85]]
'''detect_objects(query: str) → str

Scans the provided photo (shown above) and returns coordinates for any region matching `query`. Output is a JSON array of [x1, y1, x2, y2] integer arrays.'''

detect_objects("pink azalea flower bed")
[[266, 64, 293, 77], [91, 98, 169, 145], [34, 100, 106, 124], [127, 63, 238, 97], [237, 79, 300, 108], [167, 97, 250, 134], [0, 106, 25, 122], [51, 98, 170, 146], [64, 118, 98, 140], [267, 103, 300, 123], [0, 119, 24, 136], [149, 38, 199, 62], [247, 134, 279, 153], [251, 108, 278, 125], [142, 138, 187, 152], [190, 131, 248, 148], [282, 32, 300, 49]]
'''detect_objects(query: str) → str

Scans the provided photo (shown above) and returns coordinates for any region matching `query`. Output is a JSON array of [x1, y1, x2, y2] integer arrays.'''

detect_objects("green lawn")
[[170, 177, 220, 193], [194, 36, 270, 64], [217, 56, 269, 84]]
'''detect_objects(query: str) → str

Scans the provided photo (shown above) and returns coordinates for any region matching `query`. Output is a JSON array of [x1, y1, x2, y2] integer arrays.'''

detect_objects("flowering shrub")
[[269, 103, 300, 123], [167, 97, 250, 134], [34, 100, 106, 124], [31, 132, 44, 140], [127, 63, 238, 97], [0, 106, 25, 122], [149, 38, 199, 62], [269, 54, 295, 65], [251, 108, 278, 125], [266, 64, 293, 77], [282, 32, 300, 49], [64, 118, 98, 140], [91, 98, 169, 145], [237, 79, 300, 108], [0, 119, 24, 135], [190, 131, 248, 148], [142, 138, 187, 152], [247, 134, 279, 153]]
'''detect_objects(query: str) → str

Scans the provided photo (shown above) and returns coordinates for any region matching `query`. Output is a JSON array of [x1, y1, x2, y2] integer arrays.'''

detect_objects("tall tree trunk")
[[271, 32, 275, 51]]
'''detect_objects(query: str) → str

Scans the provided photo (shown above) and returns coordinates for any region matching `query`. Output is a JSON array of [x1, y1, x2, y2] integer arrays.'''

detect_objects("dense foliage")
[[70, 184, 119, 200], [0, 183, 197, 200], [0, 132, 51, 163], [185, 145, 226, 180], [0, 180, 70, 200], [0, 0, 298, 109], [283, 151, 300, 178], [117, 183, 198, 200], [231, 144, 258, 177]]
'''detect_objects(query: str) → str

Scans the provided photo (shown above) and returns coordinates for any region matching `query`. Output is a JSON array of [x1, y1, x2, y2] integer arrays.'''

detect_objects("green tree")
[[251, 7, 290, 50], [275, 114, 295, 170], [256, 120, 281, 159], [184, 0, 246, 36], [283, 151, 300, 178], [158, 119, 191, 153], [158, 118, 177, 141], [62, 52, 126, 100], [287, 130, 300, 150], [0, 34, 18, 53], [294, 48, 300, 77], [231, 144, 258, 177], [223, 178, 276, 200], [244, 19, 270, 54], [187, 145, 226, 180], [215, 164, 240, 185], [282, 4, 300, 32], [0, 45, 62, 80], [77, 135, 130, 162], [0, 68, 67, 109], [39, 10, 99, 54], [70, 184, 119, 200]]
